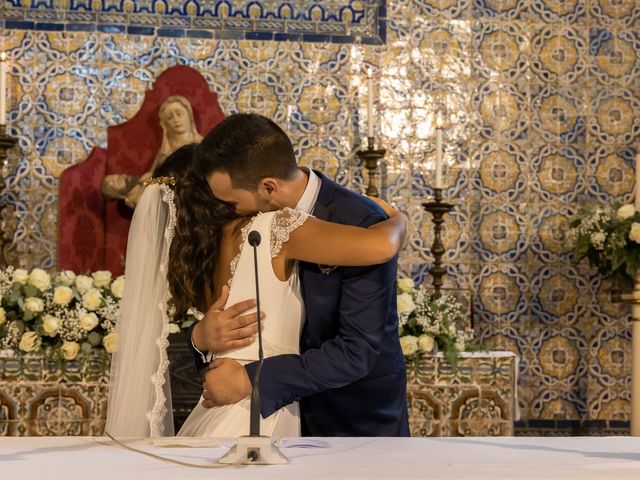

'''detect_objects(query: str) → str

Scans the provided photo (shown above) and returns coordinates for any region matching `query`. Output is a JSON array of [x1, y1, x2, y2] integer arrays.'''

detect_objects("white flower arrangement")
[[0, 267, 121, 359], [397, 278, 478, 367], [567, 203, 640, 288], [0, 267, 199, 361]]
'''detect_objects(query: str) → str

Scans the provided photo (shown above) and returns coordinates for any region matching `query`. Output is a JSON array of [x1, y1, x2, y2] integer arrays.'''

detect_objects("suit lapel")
[[311, 170, 335, 222]]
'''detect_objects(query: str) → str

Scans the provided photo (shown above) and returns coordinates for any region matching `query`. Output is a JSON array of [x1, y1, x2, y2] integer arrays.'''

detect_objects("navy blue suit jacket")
[[192, 172, 409, 436]]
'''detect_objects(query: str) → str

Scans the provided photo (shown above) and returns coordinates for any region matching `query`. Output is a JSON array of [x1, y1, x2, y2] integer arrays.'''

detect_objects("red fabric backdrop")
[[59, 66, 225, 275]]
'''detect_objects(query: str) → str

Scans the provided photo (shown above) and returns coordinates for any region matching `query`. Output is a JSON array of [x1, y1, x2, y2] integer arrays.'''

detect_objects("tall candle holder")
[[422, 188, 454, 298], [356, 136, 386, 197], [0, 124, 17, 267]]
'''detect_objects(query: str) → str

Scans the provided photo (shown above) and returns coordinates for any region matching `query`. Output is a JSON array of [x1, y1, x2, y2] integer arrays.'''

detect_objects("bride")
[[105, 144, 406, 437]]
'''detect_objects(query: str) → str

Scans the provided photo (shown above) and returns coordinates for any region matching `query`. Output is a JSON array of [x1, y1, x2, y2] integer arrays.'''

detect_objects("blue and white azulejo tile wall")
[[1, 0, 640, 432]]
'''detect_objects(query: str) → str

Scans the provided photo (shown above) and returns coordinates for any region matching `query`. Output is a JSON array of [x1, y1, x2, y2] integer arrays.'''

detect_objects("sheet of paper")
[[276, 438, 330, 448]]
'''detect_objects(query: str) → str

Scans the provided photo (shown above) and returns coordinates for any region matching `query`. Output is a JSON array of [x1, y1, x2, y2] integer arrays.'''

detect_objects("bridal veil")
[[105, 183, 176, 437]]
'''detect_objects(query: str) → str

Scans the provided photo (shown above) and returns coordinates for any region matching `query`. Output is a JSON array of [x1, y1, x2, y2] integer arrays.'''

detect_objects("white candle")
[[0, 52, 6, 126], [367, 69, 374, 138], [636, 152, 640, 210], [435, 128, 443, 188]]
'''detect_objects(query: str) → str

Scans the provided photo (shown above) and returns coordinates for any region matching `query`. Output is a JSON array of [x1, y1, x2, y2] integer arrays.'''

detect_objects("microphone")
[[247, 230, 262, 438], [218, 229, 288, 465], [248, 230, 261, 247]]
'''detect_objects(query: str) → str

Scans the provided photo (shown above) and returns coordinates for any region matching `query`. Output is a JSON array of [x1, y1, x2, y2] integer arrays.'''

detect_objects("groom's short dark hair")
[[196, 113, 297, 190]]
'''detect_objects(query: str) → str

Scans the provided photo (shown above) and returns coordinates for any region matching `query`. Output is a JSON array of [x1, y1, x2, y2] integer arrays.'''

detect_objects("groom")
[[190, 113, 409, 436]]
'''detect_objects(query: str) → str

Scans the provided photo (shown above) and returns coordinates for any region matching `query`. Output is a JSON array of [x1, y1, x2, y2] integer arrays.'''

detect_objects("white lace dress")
[[177, 208, 308, 438]]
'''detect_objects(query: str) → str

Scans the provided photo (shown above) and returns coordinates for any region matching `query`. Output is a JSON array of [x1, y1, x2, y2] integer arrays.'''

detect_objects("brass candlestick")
[[0, 124, 17, 267], [356, 136, 386, 197], [422, 188, 454, 298]]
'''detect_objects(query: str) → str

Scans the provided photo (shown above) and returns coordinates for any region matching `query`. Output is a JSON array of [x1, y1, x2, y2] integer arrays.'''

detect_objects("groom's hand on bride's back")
[[191, 285, 264, 354]]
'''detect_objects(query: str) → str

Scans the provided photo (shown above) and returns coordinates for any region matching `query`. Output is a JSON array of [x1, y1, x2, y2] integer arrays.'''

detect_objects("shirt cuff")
[[190, 335, 214, 363]]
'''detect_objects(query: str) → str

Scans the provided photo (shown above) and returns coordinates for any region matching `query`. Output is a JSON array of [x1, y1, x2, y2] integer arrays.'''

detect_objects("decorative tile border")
[[1, 0, 387, 44]]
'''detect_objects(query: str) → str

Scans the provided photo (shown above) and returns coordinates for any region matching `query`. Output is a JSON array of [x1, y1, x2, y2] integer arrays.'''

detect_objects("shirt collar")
[[294, 167, 321, 214]]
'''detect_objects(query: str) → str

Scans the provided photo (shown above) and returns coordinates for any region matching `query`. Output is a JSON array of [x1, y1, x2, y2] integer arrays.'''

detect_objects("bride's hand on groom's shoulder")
[[191, 285, 264, 354], [202, 358, 252, 408]]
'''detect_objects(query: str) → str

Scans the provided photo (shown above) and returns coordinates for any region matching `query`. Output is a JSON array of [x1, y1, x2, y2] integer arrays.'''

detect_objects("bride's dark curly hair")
[[167, 162, 237, 320]]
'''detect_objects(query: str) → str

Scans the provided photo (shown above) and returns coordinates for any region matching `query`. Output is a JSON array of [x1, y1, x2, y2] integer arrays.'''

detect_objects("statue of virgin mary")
[[100, 95, 203, 208]]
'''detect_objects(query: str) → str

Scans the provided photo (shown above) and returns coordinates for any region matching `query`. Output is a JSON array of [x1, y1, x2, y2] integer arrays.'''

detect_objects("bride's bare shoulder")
[[222, 217, 252, 241]]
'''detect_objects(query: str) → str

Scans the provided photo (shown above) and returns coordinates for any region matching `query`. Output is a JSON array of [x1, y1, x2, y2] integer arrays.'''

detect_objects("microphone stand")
[[218, 230, 288, 465]]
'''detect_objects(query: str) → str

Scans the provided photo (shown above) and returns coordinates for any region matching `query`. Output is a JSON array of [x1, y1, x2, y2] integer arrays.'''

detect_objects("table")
[[1, 436, 639, 479]]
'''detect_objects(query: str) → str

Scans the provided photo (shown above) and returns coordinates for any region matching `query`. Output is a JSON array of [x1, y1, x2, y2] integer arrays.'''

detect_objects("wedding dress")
[[178, 208, 307, 438]]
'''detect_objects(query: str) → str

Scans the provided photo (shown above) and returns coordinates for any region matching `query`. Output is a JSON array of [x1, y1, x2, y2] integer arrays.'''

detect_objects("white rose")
[[630, 223, 640, 244], [53, 286, 74, 306], [397, 278, 415, 294], [79, 312, 99, 331], [617, 204, 635, 221], [0, 307, 5, 325], [42, 314, 61, 336], [19, 331, 41, 352], [55, 270, 76, 286], [397, 293, 416, 315], [12, 268, 29, 284], [168, 323, 181, 334], [418, 334, 435, 353], [28, 268, 51, 291], [82, 289, 102, 311], [400, 335, 419, 356], [61, 341, 80, 361], [23, 297, 44, 314], [103, 332, 119, 353], [75, 275, 93, 294], [591, 231, 606, 250], [111, 276, 125, 298], [92, 270, 112, 288]]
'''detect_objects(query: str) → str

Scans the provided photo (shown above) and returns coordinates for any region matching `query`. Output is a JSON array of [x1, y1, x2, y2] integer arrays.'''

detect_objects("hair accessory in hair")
[[143, 176, 176, 187]]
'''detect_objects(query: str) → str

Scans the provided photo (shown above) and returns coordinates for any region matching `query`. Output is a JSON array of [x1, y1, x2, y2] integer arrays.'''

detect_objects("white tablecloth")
[[1, 436, 639, 479]]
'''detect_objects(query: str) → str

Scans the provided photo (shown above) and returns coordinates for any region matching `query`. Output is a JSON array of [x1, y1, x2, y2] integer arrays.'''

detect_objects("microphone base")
[[217, 435, 289, 465]]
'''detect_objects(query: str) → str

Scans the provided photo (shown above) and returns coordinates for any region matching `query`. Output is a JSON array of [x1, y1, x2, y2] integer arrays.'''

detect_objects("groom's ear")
[[258, 177, 279, 195]]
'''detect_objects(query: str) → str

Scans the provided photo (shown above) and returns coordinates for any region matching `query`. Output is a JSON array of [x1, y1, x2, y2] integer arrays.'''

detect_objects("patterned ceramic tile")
[[587, 0, 640, 28], [530, 0, 587, 24], [406, 352, 517, 436], [589, 29, 640, 87]]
